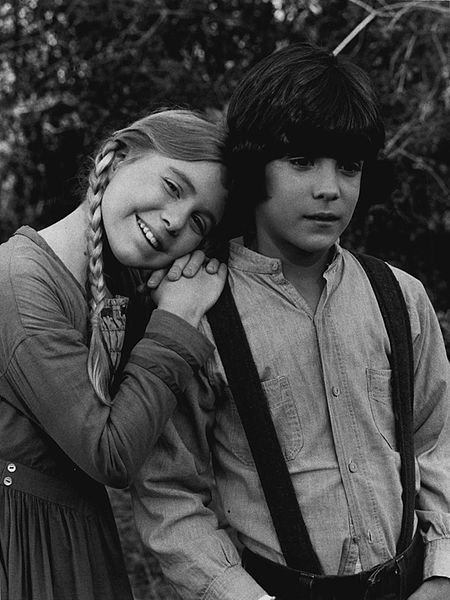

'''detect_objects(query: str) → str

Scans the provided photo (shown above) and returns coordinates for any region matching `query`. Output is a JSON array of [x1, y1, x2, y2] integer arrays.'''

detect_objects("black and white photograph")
[[0, 1, 449, 599]]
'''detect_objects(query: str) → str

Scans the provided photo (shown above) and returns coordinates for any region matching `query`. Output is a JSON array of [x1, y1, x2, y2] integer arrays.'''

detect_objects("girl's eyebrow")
[[168, 167, 196, 194], [202, 209, 218, 228], [167, 166, 218, 227]]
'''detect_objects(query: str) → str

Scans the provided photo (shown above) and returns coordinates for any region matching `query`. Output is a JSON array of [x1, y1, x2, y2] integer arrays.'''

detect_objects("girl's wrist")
[[157, 301, 203, 328]]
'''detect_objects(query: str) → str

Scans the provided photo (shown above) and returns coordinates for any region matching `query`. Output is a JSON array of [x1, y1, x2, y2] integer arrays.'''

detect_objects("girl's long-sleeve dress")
[[0, 227, 214, 600]]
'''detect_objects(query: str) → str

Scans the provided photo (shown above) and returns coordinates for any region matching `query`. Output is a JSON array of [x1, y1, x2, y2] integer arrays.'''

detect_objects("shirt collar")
[[229, 238, 343, 275]]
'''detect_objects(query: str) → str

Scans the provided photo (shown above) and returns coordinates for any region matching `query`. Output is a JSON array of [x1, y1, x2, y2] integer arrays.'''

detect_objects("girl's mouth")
[[136, 216, 162, 251]]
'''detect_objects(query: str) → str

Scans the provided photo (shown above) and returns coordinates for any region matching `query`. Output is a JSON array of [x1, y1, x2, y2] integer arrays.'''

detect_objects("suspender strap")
[[352, 253, 415, 553], [208, 280, 323, 573], [207, 253, 415, 570]]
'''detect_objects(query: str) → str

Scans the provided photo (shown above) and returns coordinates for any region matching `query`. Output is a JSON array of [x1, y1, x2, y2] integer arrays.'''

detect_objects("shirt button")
[[7, 463, 16, 473], [348, 461, 358, 473], [3, 477, 12, 486], [331, 386, 340, 397]]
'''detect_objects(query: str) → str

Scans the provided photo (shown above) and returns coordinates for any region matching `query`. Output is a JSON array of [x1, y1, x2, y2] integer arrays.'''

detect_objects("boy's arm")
[[401, 274, 450, 580], [131, 373, 268, 600]]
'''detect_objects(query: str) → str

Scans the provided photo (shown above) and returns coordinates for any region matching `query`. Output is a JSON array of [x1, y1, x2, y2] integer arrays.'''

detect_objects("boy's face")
[[254, 156, 362, 263]]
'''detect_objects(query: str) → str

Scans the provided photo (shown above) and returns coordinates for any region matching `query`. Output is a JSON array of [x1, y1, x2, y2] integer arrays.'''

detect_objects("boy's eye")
[[338, 160, 363, 175], [164, 178, 181, 198], [191, 214, 207, 237], [288, 156, 315, 168]]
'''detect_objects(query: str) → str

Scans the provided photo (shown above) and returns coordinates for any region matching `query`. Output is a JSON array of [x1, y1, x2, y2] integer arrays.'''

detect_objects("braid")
[[86, 139, 123, 404], [82, 109, 225, 404]]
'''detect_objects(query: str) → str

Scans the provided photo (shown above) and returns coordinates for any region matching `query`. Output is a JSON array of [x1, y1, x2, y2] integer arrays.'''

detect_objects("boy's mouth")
[[305, 212, 339, 222], [136, 216, 162, 251]]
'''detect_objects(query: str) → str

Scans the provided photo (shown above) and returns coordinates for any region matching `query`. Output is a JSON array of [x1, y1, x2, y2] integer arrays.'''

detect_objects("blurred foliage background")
[[0, 1, 449, 598]]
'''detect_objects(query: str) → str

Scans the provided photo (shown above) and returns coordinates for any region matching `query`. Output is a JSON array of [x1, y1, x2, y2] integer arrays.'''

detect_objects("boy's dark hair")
[[223, 43, 385, 238]]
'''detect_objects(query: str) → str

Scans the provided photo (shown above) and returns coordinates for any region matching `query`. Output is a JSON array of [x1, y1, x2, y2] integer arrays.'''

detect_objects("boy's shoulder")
[[344, 249, 425, 291], [344, 249, 430, 320]]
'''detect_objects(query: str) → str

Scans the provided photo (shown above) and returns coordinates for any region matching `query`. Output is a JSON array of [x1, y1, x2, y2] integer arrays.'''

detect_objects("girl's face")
[[101, 152, 227, 269]]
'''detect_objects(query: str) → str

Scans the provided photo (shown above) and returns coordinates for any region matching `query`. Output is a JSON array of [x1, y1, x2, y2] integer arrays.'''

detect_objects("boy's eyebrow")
[[168, 167, 196, 194]]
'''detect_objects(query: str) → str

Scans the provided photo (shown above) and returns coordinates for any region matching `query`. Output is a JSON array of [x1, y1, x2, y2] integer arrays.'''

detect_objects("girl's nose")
[[161, 206, 190, 236]]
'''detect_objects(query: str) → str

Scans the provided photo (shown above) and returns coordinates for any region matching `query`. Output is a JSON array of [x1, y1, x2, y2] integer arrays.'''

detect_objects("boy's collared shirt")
[[133, 240, 450, 600]]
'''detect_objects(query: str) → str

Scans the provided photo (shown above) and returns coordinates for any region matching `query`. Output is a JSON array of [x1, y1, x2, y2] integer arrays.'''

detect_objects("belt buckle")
[[364, 560, 400, 600], [298, 572, 315, 593], [364, 565, 383, 600]]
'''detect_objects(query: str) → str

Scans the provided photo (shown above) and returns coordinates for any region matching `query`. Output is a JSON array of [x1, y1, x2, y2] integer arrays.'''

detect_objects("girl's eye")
[[191, 214, 207, 236], [164, 178, 181, 198], [339, 160, 363, 175], [288, 156, 315, 168]]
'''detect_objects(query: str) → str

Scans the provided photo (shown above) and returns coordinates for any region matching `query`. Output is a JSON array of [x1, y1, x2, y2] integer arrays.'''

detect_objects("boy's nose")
[[312, 163, 340, 201]]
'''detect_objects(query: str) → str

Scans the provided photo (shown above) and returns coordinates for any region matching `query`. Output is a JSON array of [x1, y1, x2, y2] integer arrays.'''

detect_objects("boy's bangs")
[[282, 125, 382, 161]]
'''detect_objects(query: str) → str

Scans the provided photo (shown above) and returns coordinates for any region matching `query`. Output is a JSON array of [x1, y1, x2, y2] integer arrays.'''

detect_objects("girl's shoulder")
[[0, 227, 87, 338], [0, 227, 62, 294], [1, 226, 85, 293]]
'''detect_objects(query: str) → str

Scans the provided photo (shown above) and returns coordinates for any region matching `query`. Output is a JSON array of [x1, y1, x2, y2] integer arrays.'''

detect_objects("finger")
[[205, 258, 220, 274], [182, 250, 206, 277], [146, 269, 168, 289], [217, 263, 228, 282], [167, 255, 191, 281]]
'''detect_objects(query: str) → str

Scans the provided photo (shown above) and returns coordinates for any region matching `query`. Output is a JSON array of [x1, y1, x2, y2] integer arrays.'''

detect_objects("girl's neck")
[[38, 203, 90, 287]]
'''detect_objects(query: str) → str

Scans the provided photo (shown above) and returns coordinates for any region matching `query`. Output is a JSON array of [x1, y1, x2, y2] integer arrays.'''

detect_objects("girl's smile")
[[136, 215, 162, 251]]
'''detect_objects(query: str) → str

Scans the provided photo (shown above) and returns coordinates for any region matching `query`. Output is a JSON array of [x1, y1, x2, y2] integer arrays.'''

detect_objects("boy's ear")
[[358, 159, 396, 211]]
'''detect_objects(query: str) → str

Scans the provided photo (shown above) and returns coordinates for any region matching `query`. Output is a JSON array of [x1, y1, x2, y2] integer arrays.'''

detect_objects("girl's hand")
[[151, 262, 227, 327], [145, 251, 221, 289]]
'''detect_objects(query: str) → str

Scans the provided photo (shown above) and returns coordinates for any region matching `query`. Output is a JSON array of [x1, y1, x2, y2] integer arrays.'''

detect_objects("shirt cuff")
[[423, 537, 450, 579], [144, 308, 215, 369], [204, 563, 268, 600]]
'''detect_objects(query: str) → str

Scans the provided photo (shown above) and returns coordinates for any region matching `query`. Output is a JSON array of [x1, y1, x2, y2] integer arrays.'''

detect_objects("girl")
[[0, 109, 228, 600]]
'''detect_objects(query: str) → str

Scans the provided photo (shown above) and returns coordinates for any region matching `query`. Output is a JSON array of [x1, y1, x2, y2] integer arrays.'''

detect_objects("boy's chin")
[[294, 241, 338, 256]]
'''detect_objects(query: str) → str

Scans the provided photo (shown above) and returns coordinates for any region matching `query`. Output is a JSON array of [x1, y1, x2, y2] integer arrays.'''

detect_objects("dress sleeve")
[[2, 249, 214, 487], [131, 354, 267, 600]]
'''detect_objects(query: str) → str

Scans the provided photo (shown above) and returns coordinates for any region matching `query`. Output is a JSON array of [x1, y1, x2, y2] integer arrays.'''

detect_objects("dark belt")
[[0, 457, 108, 515], [242, 530, 424, 600]]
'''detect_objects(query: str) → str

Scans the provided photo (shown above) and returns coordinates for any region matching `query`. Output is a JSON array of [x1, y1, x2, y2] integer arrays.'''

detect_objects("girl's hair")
[[86, 109, 225, 404], [223, 43, 385, 237]]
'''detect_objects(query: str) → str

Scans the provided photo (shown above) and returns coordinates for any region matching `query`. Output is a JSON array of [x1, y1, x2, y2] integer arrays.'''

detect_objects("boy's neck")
[[248, 237, 334, 312], [281, 254, 330, 313]]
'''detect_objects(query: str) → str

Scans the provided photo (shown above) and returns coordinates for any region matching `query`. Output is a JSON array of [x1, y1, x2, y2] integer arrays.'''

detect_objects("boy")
[[132, 44, 450, 600]]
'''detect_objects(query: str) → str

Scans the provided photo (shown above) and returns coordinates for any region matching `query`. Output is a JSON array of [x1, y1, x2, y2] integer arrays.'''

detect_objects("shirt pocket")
[[227, 375, 304, 467], [366, 368, 397, 450]]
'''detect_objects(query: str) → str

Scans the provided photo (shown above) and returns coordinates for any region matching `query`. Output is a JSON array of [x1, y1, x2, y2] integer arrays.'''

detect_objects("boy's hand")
[[145, 250, 220, 288], [408, 577, 450, 599], [151, 262, 227, 327]]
